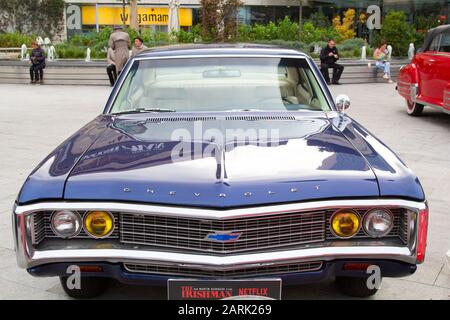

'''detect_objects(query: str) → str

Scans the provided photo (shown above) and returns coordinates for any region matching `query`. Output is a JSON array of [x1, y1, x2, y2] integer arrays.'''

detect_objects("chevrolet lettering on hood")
[[13, 44, 428, 299]]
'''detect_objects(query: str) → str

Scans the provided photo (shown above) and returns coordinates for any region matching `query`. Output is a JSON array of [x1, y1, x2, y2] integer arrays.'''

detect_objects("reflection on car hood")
[[63, 113, 380, 207]]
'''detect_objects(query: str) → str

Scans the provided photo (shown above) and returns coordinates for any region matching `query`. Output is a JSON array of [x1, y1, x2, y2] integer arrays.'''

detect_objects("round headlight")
[[84, 211, 114, 238], [330, 210, 360, 238], [51, 210, 82, 238], [363, 209, 394, 237]]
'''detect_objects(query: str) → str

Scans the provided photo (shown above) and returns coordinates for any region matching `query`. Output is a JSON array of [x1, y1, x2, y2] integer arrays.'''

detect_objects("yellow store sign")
[[82, 6, 192, 27]]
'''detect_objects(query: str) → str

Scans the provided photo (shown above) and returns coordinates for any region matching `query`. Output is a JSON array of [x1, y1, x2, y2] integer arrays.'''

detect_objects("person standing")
[[29, 41, 46, 84], [108, 26, 130, 75], [320, 39, 344, 85], [106, 47, 117, 86], [131, 37, 148, 57], [373, 40, 393, 83]]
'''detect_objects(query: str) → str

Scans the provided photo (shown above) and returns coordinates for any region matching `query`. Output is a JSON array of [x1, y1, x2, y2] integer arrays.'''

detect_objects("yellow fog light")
[[330, 210, 360, 238], [84, 211, 114, 238]]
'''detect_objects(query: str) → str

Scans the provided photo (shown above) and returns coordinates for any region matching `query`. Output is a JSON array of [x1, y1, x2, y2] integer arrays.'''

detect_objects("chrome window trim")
[[104, 53, 334, 114]]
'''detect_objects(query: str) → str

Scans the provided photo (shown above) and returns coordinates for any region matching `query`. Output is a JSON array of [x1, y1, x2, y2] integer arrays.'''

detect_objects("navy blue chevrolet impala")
[[13, 45, 428, 299]]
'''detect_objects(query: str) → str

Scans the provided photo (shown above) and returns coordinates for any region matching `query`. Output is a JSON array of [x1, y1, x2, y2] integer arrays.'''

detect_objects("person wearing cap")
[[29, 41, 46, 84], [108, 26, 131, 74], [131, 37, 148, 57]]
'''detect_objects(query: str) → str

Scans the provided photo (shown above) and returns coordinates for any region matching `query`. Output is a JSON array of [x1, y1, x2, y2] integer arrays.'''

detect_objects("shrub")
[[337, 38, 366, 52], [173, 25, 202, 43], [299, 22, 341, 44], [238, 17, 300, 42], [277, 17, 300, 41], [0, 32, 35, 47], [306, 12, 330, 29]]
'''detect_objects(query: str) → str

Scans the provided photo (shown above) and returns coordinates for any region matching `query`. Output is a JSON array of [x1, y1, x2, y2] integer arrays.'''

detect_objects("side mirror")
[[335, 94, 351, 113]]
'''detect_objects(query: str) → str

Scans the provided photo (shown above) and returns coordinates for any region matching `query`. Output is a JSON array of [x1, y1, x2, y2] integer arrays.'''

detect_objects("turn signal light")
[[84, 211, 114, 238], [330, 210, 360, 238], [416, 207, 429, 263]]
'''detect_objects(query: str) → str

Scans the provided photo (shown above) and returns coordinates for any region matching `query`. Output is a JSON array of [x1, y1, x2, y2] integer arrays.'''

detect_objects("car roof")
[[134, 43, 308, 59], [429, 24, 450, 35], [421, 24, 450, 51]]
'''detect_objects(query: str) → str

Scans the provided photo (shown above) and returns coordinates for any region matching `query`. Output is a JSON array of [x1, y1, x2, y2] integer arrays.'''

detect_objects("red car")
[[397, 25, 450, 116]]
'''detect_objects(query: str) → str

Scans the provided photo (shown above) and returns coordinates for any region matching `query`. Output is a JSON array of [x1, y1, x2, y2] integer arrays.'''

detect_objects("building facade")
[[64, 0, 450, 36]]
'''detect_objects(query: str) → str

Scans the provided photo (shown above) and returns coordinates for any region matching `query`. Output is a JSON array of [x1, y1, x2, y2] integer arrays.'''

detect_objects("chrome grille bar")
[[123, 261, 323, 278], [119, 210, 326, 253]]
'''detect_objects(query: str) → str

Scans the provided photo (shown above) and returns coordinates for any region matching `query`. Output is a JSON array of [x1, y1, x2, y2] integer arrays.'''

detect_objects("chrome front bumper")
[[13, 199, 427, 270]]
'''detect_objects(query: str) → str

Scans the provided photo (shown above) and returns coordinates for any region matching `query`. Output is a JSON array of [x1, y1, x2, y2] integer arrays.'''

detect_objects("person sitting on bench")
[[320, 39, 344, 85], [373, 40, 393, 83], [29, 41, 46, 85]]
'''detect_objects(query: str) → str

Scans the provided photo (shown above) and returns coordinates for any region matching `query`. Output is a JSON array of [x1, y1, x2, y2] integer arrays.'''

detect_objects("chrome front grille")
[[120, 210, 326, 253], [32, 207, 410, 249], [123, 261, 323, 278]]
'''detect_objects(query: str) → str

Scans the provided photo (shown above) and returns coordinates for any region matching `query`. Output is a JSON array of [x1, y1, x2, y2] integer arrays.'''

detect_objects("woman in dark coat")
[[30, 41, 46, 84]]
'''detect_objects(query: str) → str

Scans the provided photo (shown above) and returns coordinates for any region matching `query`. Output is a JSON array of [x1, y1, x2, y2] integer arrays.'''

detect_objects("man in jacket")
[[29, 41, 46, 84], [108, 26, 131, 74], [320, 39, 344, 85]]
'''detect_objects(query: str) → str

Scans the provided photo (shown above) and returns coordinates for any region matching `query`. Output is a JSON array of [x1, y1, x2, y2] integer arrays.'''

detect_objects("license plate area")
[[167, 279, 282, 300]]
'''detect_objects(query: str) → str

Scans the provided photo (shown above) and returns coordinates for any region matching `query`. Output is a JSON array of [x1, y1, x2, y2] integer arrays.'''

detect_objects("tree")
[[129, 0, 139, 31], [0, 0, 65, 38], [200, 0, 242, 41], [222, 0, 242, 40], [380, 10, 416, 56], [116, 0, 139, 30]]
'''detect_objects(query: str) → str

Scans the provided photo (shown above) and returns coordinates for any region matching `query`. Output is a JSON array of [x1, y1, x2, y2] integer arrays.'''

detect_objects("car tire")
[[406, 99, 424, 116], [59, 276, 109, 299], [335, 276, 379, 298]]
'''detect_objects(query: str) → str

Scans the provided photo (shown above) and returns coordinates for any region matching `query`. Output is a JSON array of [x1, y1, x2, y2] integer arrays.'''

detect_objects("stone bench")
[[0, 58, 406, 86]]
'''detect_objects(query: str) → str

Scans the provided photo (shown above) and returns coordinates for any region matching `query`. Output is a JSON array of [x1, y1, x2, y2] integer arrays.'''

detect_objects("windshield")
[[110, 57, 331, 114]]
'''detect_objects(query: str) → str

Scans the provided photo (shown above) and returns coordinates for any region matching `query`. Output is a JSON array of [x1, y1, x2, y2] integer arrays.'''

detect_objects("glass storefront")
[[65, 1, 450, 37]]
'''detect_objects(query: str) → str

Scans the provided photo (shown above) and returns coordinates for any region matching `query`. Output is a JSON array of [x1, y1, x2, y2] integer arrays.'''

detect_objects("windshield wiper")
[[113, 107, 176, 115]]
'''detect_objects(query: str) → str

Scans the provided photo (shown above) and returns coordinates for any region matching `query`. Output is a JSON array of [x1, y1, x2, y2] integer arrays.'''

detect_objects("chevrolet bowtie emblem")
[[205, 232, 242, 242]]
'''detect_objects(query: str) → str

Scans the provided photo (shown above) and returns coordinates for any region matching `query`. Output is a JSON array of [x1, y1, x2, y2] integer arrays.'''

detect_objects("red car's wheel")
[[406, 99, 424, 116]]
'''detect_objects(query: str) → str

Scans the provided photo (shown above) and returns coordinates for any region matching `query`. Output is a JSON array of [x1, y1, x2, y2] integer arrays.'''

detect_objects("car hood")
[[62, 113, 380, 207]]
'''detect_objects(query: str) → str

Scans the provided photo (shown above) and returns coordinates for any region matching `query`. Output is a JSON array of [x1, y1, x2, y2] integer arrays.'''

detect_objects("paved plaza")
[[0, 83, 449, 299]]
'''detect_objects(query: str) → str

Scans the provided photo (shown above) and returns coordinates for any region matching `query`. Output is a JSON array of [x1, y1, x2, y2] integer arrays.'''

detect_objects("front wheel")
[[59, 276, 109, 299], [335, 276, 380, 298], [406, 99, 424, 116]]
